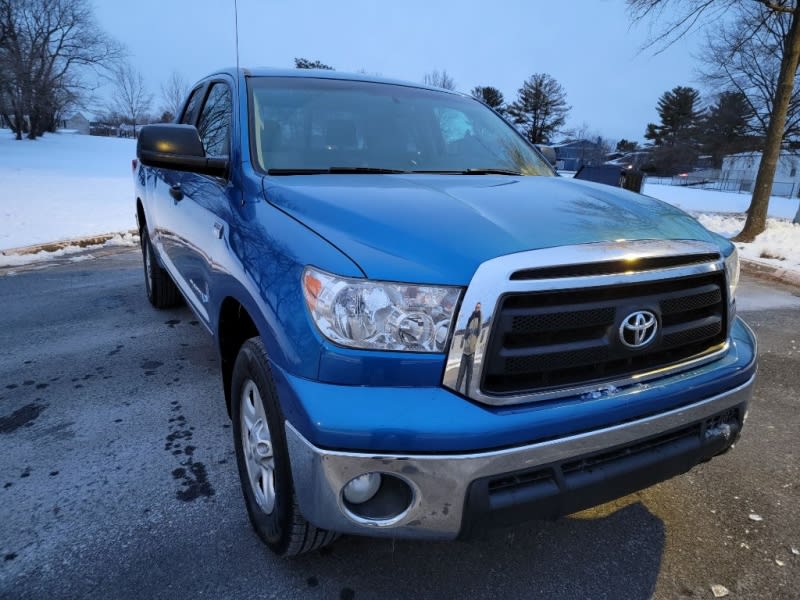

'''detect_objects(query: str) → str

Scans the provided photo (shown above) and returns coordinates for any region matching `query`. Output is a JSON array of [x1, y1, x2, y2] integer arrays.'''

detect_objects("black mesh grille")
[[511, 308, 615, 333], [482, 271, 727, 395]]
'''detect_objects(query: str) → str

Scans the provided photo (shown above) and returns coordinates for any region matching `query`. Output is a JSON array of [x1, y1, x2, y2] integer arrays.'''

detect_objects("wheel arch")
[[218, 296, 260, 416]]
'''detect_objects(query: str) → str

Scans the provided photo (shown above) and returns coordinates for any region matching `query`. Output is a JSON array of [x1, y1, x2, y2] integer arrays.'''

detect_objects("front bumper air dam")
[[286, 374, 755, 539]]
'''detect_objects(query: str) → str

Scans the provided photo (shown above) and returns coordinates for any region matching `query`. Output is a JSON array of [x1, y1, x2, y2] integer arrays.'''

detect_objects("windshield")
[[248, 77, 553, 176]]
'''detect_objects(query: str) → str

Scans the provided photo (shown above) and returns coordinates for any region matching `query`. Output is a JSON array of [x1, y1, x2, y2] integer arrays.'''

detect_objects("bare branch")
[[160, 71, 190, 120], [107, 60, 152, 136], [756, 0, 796, 14], [0, 0, 123, 138], [422, 69, 457, 91]]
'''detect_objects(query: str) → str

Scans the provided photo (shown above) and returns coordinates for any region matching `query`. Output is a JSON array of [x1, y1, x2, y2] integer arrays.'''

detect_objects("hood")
[[262, 174, 716, 285]]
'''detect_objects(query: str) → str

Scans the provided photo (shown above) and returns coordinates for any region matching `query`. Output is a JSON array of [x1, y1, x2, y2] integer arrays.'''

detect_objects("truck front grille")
[[482, 272, 727, 395]]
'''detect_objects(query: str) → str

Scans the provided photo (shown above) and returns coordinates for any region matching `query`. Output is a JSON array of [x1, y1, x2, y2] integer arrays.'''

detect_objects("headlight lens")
[[724, 247, 740, 301], [302, 267, 462, 352]]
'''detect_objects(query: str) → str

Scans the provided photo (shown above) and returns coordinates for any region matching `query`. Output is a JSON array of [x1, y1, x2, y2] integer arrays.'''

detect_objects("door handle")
[[169, 184, 184, 201], [213, 222, 224, 239]]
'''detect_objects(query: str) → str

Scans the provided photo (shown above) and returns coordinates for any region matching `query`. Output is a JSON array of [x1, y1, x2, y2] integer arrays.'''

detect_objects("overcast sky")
[[93, 0, 704, 144]]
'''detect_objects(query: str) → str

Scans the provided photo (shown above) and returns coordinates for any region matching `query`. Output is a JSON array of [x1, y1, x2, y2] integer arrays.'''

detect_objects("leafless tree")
[[160, 71, 190, 122], [628, 0, 800, 241], [561, 122, 614, 164], [423, 69, 456, 90], [700, 3, 800, 139], [294, 57, 334, 70], [108, 61, 152, 137], [0, 0, 122, 139]]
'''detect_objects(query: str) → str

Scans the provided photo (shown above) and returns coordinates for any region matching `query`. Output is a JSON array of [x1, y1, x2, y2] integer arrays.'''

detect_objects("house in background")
[[60, 112, 90, 134], [552, 139, 605, 171], [721, 150, 800, 197]]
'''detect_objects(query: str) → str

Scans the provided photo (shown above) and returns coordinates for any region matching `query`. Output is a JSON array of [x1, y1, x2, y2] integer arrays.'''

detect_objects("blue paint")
[[137, 68, 754, 457]]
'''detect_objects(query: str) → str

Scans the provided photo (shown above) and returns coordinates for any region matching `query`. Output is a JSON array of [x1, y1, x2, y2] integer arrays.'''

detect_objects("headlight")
[[302, 267, 462, 352], [724, 247, 740, 301]]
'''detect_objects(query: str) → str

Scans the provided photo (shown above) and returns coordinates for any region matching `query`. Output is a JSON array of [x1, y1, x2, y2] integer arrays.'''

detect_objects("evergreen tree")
[[294, 58, 334, 70], [644, 86, 704, 174], [616, 139, 639, 153], [654, 86, 704, 146], [701, 91, 757, 167], [644, 123, 663, 146], [507, 73, 570, 144], [470, 86, 506, 114]]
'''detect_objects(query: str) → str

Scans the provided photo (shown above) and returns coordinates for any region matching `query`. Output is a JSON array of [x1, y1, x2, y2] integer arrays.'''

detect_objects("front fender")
[[212, 198, 362, 380]]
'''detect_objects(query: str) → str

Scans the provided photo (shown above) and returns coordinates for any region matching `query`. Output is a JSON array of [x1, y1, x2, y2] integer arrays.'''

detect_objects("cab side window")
[[196, 83, 232, 157], [180, 87, 205, 125]]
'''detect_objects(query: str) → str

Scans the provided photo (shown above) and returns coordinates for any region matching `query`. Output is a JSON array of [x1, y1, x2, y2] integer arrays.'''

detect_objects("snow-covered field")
[[642, 182, 800, 277], [0, 129, 136, 251], [1, 129, 798, 278]]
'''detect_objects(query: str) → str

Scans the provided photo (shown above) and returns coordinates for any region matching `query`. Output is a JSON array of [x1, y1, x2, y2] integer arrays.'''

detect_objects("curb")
[[0, 230, 139, 257], [740, 258, 800, 290]]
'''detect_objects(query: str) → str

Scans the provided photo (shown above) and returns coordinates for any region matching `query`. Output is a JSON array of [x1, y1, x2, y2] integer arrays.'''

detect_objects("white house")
[[720, 150, 800, 197], [60, 112, 90, 135]]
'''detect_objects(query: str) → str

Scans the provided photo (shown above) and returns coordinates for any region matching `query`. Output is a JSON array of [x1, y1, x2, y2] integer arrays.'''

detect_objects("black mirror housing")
[[137, 124, 228, 177]]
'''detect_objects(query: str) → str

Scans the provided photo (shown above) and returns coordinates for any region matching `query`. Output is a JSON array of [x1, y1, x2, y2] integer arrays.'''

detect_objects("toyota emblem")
[[619, 310, 658, 349]]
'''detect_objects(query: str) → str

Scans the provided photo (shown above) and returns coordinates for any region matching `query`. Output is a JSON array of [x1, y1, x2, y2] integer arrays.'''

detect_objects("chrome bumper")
[[286, 374, 755, 539]]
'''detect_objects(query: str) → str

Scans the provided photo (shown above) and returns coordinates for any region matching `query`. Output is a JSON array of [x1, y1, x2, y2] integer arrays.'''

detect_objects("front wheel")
[[231, 337, 338, 556]]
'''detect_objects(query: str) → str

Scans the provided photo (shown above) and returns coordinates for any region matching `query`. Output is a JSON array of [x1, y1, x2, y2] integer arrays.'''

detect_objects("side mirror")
[[137, 124, 228, 177]]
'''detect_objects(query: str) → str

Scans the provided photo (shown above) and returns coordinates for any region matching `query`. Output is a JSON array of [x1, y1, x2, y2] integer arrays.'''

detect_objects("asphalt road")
[[1, 249, 798, 600]]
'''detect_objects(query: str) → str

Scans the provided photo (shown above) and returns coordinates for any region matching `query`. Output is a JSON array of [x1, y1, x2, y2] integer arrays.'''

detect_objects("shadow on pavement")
[[284, 501, 664, 599]]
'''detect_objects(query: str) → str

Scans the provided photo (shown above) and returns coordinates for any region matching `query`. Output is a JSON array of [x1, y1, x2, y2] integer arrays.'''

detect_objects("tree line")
[[628, 0, 800, 242], [0, 0, 121, 139], [303, 60, 574, 147], [0, 0, 191, 139], [3, 0, 796, 240], [636, 86, 761, 174]]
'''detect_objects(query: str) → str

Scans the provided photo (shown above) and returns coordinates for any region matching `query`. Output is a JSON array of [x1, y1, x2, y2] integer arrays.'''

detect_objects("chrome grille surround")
[[442, 240, 730, 406]]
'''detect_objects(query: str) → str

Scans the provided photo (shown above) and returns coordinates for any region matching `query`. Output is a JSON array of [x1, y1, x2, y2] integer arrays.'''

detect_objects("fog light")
[[343, 473, 382, 504]]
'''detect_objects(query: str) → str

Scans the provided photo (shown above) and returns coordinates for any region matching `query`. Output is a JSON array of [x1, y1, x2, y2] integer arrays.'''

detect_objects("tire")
[[140, 226, 180, 309], [231, 337, 338, 556]]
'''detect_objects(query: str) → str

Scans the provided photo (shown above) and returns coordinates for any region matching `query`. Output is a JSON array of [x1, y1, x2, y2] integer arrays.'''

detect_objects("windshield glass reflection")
[[249, 77, 553, 176]]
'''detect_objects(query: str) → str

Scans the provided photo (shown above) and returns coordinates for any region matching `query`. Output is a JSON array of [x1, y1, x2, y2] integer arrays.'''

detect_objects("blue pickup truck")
[[134, 68, 757, 556]]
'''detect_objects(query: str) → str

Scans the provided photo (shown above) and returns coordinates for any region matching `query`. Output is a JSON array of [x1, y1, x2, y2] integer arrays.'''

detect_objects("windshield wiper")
[[267, 167, 409, 175], [268, 167, 521, 176], [410, 168, 523, 176], [267, 168, 329, 175], [327, 166, 410, 174], [462, 168, 522, 176]]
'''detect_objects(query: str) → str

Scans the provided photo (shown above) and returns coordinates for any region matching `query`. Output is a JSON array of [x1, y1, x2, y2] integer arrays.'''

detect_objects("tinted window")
[[180, 86, 205, 125], [249, 77, 552, 176], [197, 83, 232, 157]]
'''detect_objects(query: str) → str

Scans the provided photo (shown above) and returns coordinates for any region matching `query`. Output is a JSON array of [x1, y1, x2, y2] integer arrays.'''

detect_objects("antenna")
[[234, 0, 241, 86], [234, 0, 243, 201]]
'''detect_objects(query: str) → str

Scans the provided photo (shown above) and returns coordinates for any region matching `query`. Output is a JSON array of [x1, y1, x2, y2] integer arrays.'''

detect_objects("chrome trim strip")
[[442, 239, 726, 406], [286, 374, 755, 539]]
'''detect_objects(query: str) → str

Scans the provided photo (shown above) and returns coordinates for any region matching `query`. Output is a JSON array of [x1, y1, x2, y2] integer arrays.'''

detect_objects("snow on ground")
[[642, 182, 799, 221], [0, 128, 798, 278], [644, 182, 800, 276], [0, 129, 136, 251], [0, 233, 138, 268]]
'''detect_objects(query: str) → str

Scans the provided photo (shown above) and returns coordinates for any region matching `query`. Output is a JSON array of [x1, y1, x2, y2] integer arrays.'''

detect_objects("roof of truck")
[[200, 66, 465, 97]]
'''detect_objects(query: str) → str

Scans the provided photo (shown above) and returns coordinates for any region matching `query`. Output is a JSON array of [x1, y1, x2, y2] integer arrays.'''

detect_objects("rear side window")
[[180, 87, 205, 125], [197, 83, 232, 157]]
